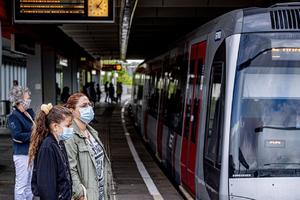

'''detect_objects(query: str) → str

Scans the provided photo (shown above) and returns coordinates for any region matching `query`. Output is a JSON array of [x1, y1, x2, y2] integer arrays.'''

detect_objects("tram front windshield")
[[230, 33, 300, 178]]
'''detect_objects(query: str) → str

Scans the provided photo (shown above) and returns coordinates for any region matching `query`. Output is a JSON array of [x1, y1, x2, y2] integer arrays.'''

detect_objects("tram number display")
[[14, 0, 114, 23]]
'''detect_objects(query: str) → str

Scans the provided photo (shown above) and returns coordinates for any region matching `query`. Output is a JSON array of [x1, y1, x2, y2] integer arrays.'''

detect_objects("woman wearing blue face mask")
[[8, 86, 34, 200], [28, 104, 73, 200], [65, 93, 112, 200]]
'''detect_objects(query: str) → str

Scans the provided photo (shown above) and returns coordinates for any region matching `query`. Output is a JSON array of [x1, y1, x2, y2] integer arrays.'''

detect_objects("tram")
[[131, 3, 300, 199]]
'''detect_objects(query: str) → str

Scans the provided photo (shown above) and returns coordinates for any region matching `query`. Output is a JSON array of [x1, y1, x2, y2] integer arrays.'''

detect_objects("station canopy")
[[55, 0, 278, 60]]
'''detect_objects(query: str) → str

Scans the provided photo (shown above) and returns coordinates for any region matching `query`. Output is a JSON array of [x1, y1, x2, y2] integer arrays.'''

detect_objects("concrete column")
[[27, 43, 42, 112], [63, 58, 72, 93], [70, 57, 79, 93], [42, 46, 56, 104]]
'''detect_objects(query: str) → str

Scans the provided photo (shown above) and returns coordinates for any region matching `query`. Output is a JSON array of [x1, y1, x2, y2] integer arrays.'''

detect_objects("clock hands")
[[96, 0, 103, 9]]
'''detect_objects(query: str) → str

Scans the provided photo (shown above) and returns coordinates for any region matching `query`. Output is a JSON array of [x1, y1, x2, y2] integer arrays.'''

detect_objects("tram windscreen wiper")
[[255, 125, 300, 133], [239, 148, 249, 169]]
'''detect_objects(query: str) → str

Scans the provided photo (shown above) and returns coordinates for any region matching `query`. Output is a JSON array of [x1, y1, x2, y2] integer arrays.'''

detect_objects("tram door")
[[181, 41, 206, 194]]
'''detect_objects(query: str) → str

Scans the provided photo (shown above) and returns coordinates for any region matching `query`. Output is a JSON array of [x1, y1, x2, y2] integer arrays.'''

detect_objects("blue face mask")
[[79, 106, 94, 124], [59, 127, 74, 141], [21, 99, 31, 110]]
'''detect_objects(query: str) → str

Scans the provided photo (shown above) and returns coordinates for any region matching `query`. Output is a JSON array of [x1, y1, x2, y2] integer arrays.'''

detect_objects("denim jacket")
[[7, 107, 35, 155]]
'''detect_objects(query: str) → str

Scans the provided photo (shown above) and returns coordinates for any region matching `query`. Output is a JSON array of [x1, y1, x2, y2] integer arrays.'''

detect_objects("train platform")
[[0, 101, 183, 200]]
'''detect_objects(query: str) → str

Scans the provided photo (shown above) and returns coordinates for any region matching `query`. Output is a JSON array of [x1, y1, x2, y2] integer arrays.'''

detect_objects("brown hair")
[[65, 92, 86, 110], [28, 105, 72, 166]]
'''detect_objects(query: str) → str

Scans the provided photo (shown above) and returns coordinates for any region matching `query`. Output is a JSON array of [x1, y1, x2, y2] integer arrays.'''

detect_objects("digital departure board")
[[14, 0, 114, 23]]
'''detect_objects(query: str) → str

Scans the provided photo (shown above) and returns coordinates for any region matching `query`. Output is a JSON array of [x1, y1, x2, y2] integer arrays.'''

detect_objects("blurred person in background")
[[104, 82, 109, 103], [108, 83, 115, 104], [96, 83, 102, 103], [61, 86, 71, 104], [89, 82, 97, 105], [116, 82, 123, 104]]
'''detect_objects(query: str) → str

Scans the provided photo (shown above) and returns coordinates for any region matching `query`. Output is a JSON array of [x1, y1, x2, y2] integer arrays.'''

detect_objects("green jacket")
[[64, 121, 112, 200]]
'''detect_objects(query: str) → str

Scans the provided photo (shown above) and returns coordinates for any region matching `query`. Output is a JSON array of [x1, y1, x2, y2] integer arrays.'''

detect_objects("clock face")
[[88, 0, 109, 17]]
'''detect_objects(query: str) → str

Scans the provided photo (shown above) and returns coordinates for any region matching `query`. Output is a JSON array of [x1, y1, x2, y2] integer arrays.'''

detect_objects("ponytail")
[[28, 110, 49, 166]]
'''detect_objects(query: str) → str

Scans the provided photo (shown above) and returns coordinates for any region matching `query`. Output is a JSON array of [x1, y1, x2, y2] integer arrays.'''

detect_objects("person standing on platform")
[[65, 93, 112, 200], [96, 83, 102, 102], [61, 86, 71, 104], [104, 82, 109, 103], [108, 83, 115, 104], [116, 82, 123, 104], [29, 104, 73, 200], [56, 83, 61, 103], [7, 86, 34, 200], [11, 80, 19, 90], [89, 82, 97, 105]]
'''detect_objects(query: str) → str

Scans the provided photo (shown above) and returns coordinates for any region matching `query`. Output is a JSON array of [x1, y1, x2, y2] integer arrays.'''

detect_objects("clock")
[[88, 0, 109, 17]]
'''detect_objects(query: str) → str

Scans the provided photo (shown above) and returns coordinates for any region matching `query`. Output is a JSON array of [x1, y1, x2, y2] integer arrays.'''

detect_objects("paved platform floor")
[[0, 135, 14, 199], [94, 103, 183, 200]]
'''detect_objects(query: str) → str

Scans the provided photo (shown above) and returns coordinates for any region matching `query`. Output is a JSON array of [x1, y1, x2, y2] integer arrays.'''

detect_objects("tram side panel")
[[156, 57, 168, 162], [131, 71, 145, 135], [144, 62, 163, 154], [159, 47, 187, 182], [135, 34, 228, 200]]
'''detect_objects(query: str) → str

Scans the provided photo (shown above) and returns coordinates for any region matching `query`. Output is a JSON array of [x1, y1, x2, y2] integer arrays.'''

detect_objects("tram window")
[[205, 64, 223, 163], [191, 99, 199, 143], [204, 42, 225, 167], [189, 60, 196, 84], [147, 73, 161, 118], [196, 58, 203, 85], [184, 103, 191, 138], [137, 85, 143, 100], [165, 73, 184, 134], [191, 58, 204, 143]]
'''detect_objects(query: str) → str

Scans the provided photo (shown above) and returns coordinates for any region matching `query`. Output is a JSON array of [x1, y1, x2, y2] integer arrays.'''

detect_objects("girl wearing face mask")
[[8, 86, 34, 200], [65, 93, 112, 200], [28, 104, 73, 200]]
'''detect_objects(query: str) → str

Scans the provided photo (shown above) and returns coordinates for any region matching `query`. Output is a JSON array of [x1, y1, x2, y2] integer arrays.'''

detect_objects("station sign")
[[102, 64, 122, 71], [14, 0, 114, 23]]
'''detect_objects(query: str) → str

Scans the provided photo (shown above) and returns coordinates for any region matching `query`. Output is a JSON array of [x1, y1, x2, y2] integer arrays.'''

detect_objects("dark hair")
[[28, 105, 72, 166], [62, 86, 70, 94], [65, 92, 86, 110]]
